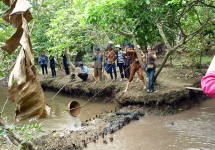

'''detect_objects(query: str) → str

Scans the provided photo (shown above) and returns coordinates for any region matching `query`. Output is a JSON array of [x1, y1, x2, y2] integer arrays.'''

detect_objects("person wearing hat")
[[78, 62, 90, 82], [93, 48, 103, 83], [145, 46, 157, 93], [115, 44, 125, 81], [124, 44, 146, 92], [105, 44, 117, 80]]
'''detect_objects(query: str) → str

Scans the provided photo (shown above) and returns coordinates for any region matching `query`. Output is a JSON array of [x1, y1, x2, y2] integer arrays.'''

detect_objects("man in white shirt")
[[78, 62, 90, 82]]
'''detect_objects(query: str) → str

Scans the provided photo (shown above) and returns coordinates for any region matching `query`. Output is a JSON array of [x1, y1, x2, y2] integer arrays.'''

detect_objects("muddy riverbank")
[[40, 67, 207, 115], [1, 67, 211, 150]]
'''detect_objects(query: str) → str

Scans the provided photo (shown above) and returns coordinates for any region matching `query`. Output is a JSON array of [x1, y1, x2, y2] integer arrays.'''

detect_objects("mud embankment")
[[40, 77, 207, 115]]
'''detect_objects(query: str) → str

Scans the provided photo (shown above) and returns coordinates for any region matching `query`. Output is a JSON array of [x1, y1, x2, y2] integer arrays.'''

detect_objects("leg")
[[124, 65, 130, 79], [148, 68, 155, 91], [83, 74, 88, 81], [113, 63, 117, 80], [137, 67, 146, 89], [124, 82, 131, 92], [41, 64, 45, 75], [53, 66, 56, 77], [51, 66, 54, 77], [94, 68, 98, 83], [124, 64, 136, 92], [78, 73, 83, 81], [44, 64, 48, 75], [97, 68, 102, 82], [65, 64, 70, 75], [118, 63, 124, 79], [108, 64, 113, 79]]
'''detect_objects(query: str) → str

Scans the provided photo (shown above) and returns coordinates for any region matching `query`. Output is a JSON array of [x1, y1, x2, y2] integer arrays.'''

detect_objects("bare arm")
[[207, 56, 215, 73]]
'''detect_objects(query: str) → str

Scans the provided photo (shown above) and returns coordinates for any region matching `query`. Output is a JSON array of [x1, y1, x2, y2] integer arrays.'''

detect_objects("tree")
[[73, 0, 214, 80]]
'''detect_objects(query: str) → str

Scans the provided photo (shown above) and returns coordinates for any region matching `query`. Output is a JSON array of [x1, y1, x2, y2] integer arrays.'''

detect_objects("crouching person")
[[78, 62, 90, 82]]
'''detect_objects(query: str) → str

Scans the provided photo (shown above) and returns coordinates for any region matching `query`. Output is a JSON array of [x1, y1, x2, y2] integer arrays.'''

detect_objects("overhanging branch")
[[186, 17, 211, 43], [156, 23, 171, 49]]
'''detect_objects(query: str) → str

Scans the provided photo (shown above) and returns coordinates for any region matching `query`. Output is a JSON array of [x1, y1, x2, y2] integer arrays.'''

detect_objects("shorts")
[[94, 68, 102, 77]]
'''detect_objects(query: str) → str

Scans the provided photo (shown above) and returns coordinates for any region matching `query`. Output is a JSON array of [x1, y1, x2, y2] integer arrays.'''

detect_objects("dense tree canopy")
[[0, 0, 214, 78]]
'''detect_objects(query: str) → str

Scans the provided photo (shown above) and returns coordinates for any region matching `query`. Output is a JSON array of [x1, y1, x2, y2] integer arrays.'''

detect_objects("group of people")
[[38, 42, 157, 93], [92, 42, 157, 93]]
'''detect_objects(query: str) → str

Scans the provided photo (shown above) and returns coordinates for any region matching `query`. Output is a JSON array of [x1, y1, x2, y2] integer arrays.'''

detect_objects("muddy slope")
[[40, 68, 207, 115]]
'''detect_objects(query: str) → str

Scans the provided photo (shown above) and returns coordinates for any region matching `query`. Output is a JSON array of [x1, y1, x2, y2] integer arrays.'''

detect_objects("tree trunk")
[[154, 50, 172, 81], [131, 35, 145, 69]]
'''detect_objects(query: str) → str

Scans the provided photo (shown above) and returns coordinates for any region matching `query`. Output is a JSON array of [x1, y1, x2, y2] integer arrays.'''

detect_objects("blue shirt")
[[39, 55, 48, 65], [80, 66, 90, 74]]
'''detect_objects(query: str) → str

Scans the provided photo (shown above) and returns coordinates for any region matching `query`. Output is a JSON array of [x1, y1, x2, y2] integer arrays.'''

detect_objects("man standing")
[[93, 48, 103, 83], [62, 50, 70, 75], [49, 55, 56, 78], [105, 44, 117, 80], [78, 62, 90, 82], [39, 52, 48, 78]]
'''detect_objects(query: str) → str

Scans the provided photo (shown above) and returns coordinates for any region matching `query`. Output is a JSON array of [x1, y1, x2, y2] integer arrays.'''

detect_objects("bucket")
[[67, 101, 81, 117]]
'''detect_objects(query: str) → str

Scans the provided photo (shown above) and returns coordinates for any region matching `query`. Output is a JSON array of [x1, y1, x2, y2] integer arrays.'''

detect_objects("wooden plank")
[[185, 87, 203, 91]]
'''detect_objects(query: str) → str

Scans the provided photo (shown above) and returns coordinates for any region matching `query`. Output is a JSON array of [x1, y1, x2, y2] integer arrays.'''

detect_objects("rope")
[[65, 61, 133, 112], [52, 50, 144, 112]]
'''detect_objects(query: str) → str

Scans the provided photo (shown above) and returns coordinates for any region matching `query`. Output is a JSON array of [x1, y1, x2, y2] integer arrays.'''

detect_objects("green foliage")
[[0, 121, 44, 149]]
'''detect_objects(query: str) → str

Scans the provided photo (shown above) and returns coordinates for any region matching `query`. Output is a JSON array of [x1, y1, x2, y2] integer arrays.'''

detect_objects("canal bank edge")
[[39, 68, 207, 115]]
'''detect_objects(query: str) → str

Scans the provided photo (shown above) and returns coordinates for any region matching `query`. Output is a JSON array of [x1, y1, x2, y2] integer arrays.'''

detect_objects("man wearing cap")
[[115, 44, 125, 81], [78, 62, 90, 82], [93, 48, 103, 83]]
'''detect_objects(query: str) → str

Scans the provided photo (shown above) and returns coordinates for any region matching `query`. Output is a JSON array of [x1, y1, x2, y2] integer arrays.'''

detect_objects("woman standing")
[[145, 46, 157, 93]]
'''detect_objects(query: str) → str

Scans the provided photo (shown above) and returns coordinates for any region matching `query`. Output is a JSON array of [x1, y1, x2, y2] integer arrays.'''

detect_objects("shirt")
[[80, 66, 90, 74], [106, 50, 116, 64], [93, 53, 103, 68], [117, 51, 124, 64], [39, 55, 48, 65], [146, 51, 156, 64], [201, 71, 215, 98]]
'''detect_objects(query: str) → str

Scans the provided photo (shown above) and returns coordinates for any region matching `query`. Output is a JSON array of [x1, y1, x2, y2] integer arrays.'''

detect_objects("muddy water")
[[87, 99, 215, 150], [1, 86, 215, 149], [0, 86, 116, 133]]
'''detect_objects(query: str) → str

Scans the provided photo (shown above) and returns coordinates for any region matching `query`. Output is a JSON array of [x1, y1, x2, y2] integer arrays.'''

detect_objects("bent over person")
[[124, 44, 146, 92], [201, 55, 215, 98], [93, 48, 103, 83], [78, 62, 90, 82]]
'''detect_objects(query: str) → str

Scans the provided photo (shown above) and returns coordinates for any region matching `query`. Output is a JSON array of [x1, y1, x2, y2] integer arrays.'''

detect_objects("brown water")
[[0, 86, 116, 133], [1, 86, 215, 149], [87, 99, 215, 150]]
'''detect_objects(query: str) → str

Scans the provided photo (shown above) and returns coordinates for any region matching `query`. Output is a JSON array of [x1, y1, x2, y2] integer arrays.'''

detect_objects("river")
[[1, 86, 215, 149]]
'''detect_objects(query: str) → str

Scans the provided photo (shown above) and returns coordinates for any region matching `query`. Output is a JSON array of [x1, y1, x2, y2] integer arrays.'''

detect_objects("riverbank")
[[39, 67, 207, 115]]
